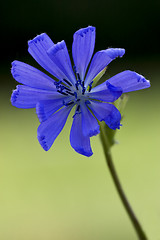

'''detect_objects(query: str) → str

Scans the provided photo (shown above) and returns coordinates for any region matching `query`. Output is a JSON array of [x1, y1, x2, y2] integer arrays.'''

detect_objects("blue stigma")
[[54, 80, 62, 89], [72, 104, 81, 118], [88, 81, 93, 92], [73, 65, 85, 94], [54, 80, 71, 96], [74, 92, 77, 99]]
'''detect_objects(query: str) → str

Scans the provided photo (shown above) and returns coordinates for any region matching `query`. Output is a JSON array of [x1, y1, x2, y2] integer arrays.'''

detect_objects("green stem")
[[100, 128, 148, 240]]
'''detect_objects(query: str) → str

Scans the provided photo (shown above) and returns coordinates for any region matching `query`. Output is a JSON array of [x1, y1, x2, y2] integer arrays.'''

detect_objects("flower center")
[[54, 66, 93, 116]]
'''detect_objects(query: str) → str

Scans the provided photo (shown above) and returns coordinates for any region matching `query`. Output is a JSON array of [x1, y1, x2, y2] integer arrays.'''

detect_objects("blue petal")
[[47, 40, 76, 85], [11, 85, 64, 108], [88, 82, 122, 102], [107, 70, 150, 93], [85, 48, 125, 87], [37, 106, 72, 151], [80, 102, 100, 137], [36, 98, 66, 122], [11, 61, 56, 90], [72, 26, 96, 81], [89, 101, 121, 130], [28, 33, 68, 81], [70, 113, 93, 157]]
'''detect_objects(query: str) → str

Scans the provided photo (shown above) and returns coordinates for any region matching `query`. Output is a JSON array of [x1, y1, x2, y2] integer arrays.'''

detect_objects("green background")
[[0, 0, 160, 239]]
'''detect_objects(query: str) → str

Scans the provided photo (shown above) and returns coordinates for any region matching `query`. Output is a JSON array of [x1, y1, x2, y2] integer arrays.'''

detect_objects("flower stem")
[[100, 128, 148, 240]]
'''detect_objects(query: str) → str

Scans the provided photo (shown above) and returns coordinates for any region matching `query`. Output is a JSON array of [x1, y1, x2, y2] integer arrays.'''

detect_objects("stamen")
[[88, 81, 93, 92], [66, 91, 74, 96], [54, 80, 62, 89], [59, 85, 65, 91], [73, 65, 88, 97], [73, 65, 81, 81], [64, 87, 72, 91], [85, 100, 91, 105], [77, 73, 81, 80], [63, 100, 74, 106], [74, 92, 77, 99], [63, 78, 72, 86], [57, 90, 68, 96], [72, 104, 81, 118], [73, 65, 77, 73], [82, 87, 85, 95], [76, 105, 80, 112], [55, 80, 72, 96], [75, 82, 79, 90]]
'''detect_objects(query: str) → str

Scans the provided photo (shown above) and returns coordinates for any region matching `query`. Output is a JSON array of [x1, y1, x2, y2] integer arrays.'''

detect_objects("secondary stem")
[[100, 129, 148, 240]]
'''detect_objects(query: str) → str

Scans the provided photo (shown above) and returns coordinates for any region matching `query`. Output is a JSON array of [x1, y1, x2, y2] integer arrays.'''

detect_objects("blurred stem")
[[100, 127, 148, 240]]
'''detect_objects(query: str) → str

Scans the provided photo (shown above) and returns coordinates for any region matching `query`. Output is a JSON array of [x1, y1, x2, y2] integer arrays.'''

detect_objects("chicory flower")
[[11, 26, 150, 156]]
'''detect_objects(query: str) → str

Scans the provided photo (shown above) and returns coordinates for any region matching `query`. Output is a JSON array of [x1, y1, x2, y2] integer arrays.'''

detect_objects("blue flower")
[[11, 26, 150, 157]]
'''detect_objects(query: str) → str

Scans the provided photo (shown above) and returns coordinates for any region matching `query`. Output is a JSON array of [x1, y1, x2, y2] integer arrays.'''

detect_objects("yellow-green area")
[[0, 62, 160, 240]]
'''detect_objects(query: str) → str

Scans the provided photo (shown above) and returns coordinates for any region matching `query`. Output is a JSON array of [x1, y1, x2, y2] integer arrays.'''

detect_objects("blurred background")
[[0, 0, 160, 239]]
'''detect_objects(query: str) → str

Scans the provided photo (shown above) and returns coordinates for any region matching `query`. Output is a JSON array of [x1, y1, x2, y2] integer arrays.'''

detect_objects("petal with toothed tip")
[[11, 85, 65, 109], [11, 61, 56, 90], [92, 71, 150, 93], [72, 26, 96, 81], [89, 101, 121, 130], [107, 70, 150, 93], [28, 33, 71, 82], [47, 40, 76, 85], [70, 113, 93, 157], [85, 48, 125, 87], [88, 82, 122, 102], [37, 106, 72, 151]]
